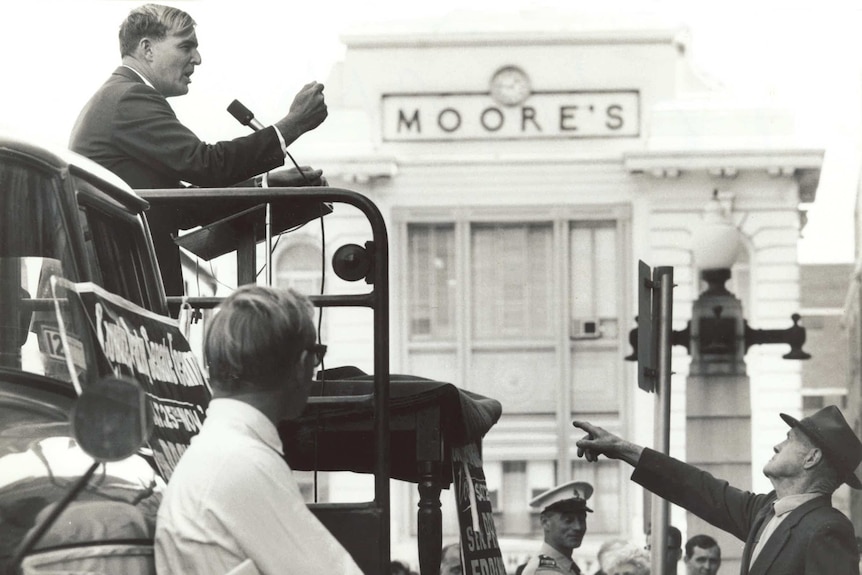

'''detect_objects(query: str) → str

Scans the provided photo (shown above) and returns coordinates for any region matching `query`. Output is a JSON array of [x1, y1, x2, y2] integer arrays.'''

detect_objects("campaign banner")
[[453, 447, 507, 575], [54, 280, 210, 480]]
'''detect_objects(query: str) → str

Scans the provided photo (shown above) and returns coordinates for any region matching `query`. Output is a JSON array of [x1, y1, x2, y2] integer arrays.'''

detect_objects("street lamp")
[[689, 191, 747, 374], [691, 190, 742, 272], [626, 191, 810, 371]]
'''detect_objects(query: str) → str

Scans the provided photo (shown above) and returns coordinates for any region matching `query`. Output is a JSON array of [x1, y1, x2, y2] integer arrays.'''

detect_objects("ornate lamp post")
[[627, 191, 809, 368]]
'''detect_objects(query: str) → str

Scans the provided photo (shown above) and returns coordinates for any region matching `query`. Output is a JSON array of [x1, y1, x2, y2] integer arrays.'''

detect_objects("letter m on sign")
[[398, 109, 421, 133]]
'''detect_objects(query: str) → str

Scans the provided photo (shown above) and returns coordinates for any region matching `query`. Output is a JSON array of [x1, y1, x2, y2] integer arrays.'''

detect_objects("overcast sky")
[[2, 1, 860, 263]]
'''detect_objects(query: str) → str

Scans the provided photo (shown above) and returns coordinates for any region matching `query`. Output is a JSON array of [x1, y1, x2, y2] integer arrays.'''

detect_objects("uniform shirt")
[[155, 398, 363, 575], [521, 542, 581, 575]]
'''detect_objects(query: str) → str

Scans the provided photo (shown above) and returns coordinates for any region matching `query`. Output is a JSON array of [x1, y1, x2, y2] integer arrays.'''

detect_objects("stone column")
[[686, 269, 752, 575]]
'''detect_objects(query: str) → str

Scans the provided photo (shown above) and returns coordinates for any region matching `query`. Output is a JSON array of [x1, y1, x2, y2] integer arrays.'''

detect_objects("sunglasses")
[[306, 343, 327, 367]]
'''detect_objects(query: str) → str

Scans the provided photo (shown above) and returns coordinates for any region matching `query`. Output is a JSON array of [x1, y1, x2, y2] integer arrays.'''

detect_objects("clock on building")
[[489, 66, 531, 107]]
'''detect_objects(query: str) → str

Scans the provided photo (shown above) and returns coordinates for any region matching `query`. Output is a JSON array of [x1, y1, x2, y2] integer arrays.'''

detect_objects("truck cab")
[[0, 135, 167, 572]]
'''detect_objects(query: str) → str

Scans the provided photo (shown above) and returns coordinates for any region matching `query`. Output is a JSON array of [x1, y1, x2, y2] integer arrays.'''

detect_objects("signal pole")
[[636, 261, 675, 575]]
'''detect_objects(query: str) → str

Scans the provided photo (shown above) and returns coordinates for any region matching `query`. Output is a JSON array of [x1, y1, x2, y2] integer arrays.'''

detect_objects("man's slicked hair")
[[685, 534, 720, 559], [205, 285, 316, 393], [119, 4, 195, 57]]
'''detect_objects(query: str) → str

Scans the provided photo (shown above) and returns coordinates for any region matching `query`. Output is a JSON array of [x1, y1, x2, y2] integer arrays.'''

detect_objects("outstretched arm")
[[572, 420, 645, 467]]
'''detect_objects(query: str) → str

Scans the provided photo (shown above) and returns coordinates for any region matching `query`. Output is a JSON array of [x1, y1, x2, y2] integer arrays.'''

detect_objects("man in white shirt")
[[155, 285, 363, 574]]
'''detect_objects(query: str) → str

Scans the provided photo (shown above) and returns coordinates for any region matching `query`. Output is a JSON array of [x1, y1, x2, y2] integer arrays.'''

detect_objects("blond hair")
[[205, 285, 315, 392]]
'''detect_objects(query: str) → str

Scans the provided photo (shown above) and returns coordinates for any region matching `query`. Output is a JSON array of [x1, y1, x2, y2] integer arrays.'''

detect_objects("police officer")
[[521, 481, 593, 575]]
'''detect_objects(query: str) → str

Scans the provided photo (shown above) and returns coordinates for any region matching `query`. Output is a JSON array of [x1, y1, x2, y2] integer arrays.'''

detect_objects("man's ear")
[[138, 38, 153, 60], [803, 447, 824, 470]]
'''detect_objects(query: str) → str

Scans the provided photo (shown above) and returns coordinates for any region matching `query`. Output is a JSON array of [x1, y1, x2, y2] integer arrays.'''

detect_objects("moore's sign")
[[382, 91, 639, 141]]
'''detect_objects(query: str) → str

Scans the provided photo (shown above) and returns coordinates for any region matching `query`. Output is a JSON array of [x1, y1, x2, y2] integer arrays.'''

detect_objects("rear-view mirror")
[[71, 375, 152, 462]]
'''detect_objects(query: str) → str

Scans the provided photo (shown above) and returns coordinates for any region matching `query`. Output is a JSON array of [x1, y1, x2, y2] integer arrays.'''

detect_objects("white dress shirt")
[[749, 492, 821, 566], [155, 398, 363, 575]]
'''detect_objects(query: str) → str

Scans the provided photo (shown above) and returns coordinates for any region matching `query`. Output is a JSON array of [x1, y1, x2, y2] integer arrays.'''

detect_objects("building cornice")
[[341, 28, 687, 49], [340, 9, 689, 50], [624, 148, 824, 171], [624, 149, 824, 202]]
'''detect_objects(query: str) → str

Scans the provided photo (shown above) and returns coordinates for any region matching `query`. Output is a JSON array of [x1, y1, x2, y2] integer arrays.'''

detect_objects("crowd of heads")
[[602, 542, 651, 575], [594, 528, 721, 575]]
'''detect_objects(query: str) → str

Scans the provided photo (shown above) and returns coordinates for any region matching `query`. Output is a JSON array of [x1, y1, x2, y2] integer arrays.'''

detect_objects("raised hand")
[[572, 420, 644, 466], [287, 81, 327, 133], [276, 81, 328, 144]]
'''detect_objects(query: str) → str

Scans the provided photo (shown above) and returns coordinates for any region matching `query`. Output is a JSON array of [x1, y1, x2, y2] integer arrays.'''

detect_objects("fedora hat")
[[780, 405, 862, 489], [529, 480, 594, 514]]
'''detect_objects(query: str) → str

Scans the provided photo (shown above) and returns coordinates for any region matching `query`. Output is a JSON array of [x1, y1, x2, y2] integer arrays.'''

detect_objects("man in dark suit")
[[70, 4, 328, 296], [573, 405, 862, 574]]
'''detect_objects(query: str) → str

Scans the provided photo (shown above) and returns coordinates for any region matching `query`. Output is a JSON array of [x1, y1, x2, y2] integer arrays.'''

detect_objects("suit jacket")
[[69, 66, 286, 295], [632, 448, 859, 575]]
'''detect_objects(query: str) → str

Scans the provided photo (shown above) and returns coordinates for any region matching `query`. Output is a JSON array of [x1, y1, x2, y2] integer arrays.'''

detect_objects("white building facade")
[[277, 10, 822, 572]]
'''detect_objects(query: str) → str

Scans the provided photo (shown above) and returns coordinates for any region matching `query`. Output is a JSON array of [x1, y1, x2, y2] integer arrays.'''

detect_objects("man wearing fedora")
[[521, 480, 593, 574], [573, 405, 862, 574]]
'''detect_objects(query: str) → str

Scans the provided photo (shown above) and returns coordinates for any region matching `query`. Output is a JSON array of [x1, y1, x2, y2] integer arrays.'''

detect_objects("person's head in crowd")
[[596, 539, 629, 574], [440, 542, 461, 575], [119, 4, 200, 97], [645, 524, 682, 574], [205, 284, 320, 422], [530, 481, 593, 556], [683, 534, 721, 575], [666, 525, 682, 574], [604, 543, 651, 575]]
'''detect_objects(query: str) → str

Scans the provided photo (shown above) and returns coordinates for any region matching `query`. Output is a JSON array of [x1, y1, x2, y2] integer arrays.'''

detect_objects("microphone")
[[227, 99, 311, 185], [227, 99, 264, 131]]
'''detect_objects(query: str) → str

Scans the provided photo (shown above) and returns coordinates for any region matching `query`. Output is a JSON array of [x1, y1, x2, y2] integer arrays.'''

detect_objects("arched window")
[[274, 241, 323, 295]]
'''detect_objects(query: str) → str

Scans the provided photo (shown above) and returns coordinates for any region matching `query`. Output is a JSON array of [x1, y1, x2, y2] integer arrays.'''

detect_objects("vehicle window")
[[4, 257, 99, 387], [71, 174, 154, 311], [0, 158, 79, 279], [77, 204, 149, 309]]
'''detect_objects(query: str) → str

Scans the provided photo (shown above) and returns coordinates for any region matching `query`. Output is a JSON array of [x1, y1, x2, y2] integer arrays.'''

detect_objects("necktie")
[[749, 504, 776, 566]]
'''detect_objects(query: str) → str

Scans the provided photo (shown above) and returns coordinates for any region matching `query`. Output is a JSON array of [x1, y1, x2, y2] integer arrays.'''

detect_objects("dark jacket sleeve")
[[631, 447, 773, 542], [112, 84, 285, 188]]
